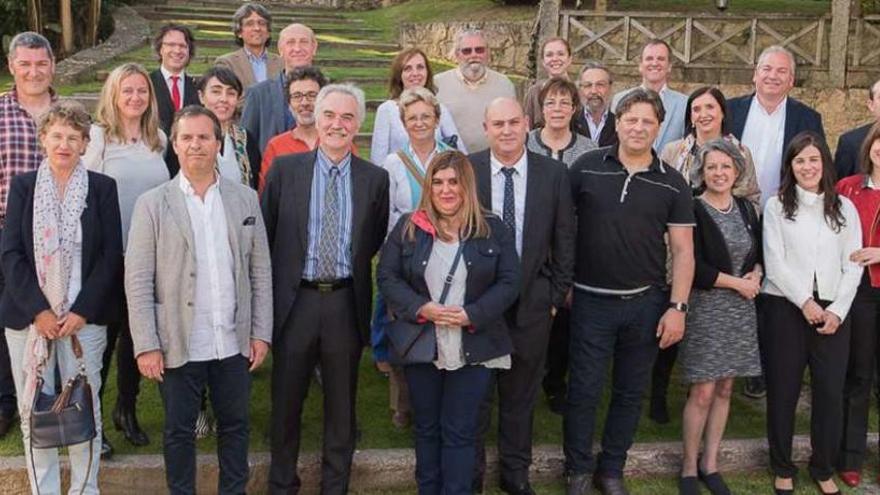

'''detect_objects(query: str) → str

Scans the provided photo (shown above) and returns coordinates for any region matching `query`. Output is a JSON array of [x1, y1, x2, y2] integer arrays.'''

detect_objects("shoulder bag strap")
[[438, 243, 465, 305], [396, 150, 425, 183]]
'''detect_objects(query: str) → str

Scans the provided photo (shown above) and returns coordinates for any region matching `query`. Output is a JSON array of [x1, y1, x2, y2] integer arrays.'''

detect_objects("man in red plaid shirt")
[[0, 31, 57, 437]]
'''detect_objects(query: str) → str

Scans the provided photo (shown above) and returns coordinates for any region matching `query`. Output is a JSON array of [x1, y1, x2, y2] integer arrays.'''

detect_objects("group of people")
[[2, 2, 880, 495]]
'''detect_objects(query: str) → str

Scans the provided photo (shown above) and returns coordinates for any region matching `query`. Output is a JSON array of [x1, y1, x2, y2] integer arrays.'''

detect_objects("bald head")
[[278, 23, 317, 71], [483, 97, 528, 164]]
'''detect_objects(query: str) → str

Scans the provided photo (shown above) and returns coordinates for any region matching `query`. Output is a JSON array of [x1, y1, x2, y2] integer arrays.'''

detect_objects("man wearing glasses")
[[242, 23, 318, 153], [215, 3, 283, 91], [150, 23, 201, 177], [573, 60, 618, 148], [435, 29, 516, 152]]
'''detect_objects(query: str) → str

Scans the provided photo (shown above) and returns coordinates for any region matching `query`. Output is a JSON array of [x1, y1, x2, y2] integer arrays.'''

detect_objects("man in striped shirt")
[[0, 31, 57, 438]]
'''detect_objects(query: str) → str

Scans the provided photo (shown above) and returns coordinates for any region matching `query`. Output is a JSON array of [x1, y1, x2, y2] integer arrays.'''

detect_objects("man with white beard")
[[435, 29, 516, 152]]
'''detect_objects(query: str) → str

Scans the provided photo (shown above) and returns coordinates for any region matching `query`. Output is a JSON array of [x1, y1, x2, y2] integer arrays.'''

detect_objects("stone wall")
[[285, 0, 406, 8], [399, 21, 534, 76]]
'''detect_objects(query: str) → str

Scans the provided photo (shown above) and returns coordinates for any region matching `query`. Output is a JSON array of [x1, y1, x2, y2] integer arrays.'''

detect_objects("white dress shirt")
[[585, 108, 609, 142], [160, 65, 186, 104], [179, 174, 238, 362], [741, 96, 787, 207], [490, 149, 527, 256], [762, 185, 863, 320], [217, 134, 241, 182]]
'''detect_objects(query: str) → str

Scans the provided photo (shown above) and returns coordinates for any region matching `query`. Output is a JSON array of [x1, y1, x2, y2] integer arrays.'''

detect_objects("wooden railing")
[[559, 11, 832, 68], [852, 14, 880, 66]]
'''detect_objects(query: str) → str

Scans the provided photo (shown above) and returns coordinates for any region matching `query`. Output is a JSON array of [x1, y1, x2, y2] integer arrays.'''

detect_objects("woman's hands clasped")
[[418, 302, 472, 328], [33, 310, 86, 339]]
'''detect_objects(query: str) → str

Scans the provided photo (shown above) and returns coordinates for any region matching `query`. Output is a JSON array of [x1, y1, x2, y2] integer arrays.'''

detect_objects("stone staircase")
[[63, 0, 410, 150]]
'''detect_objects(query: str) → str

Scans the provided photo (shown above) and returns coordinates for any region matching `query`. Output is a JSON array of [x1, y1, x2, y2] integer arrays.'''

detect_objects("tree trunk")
[[27, 0, 43, 33], [60, 0, 74, 55], [86, 0, 102, 46]]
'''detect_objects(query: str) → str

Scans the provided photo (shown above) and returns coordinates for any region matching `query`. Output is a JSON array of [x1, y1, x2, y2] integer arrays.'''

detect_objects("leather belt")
[[300, 278, 353, 292]]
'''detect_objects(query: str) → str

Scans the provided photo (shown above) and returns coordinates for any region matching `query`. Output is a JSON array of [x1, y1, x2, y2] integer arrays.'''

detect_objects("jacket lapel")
[[219, 180, 242, 268], [473, 152, 493, 211], [295, 152, 315, 253], [521, 152, 540, 254], [783, 97, 796, 147], [163, 181, 196, 252], [350, 157, 368, 259]]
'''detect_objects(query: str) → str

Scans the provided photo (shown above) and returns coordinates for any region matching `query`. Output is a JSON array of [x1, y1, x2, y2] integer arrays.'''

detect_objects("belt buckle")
[[316, 281, 334, 293]]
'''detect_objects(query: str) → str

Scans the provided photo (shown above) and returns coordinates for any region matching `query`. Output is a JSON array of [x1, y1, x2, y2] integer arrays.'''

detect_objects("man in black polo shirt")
[[564, 88, 695, 495]]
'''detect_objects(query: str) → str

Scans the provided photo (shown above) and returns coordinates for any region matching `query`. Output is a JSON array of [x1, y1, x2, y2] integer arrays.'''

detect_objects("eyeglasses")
[[459, 46, 487, 56], [242, 19, 268, 28], [579, 81, 610, 90], [161, 42, 189, 51], [543, 99, 574, 109], [290, 91, 319, 102]]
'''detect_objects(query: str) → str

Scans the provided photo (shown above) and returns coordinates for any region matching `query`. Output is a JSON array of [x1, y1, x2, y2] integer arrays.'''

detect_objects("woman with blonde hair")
[[378, 150, 519, 494], [82, 62, 169, 455]]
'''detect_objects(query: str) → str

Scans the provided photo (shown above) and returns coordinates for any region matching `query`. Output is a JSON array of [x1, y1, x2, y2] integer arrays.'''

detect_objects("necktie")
[[316, 167, 340, 281], [170, 75, 181, 111], [501, 167, 516, 235]]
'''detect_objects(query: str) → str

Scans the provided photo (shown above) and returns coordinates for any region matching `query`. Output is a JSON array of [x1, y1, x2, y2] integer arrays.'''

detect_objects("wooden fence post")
[[534, 0, 562, 79], [829, 0, 851, 87]]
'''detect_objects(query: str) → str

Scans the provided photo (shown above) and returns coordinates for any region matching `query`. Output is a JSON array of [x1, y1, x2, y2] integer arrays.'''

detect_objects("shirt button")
[[187, 301, 193, 307], [190, 272, 195, 277]]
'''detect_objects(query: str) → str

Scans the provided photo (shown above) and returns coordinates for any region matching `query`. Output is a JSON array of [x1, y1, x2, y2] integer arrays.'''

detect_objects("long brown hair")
[[405, 151, 490, 242], [388, 47, 436, 100], [778, 131, 845, 231], [859, 121, 880, 176]]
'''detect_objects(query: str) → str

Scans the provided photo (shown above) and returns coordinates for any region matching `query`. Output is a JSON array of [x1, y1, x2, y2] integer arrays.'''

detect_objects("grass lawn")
[[0, 349, 872, 458]]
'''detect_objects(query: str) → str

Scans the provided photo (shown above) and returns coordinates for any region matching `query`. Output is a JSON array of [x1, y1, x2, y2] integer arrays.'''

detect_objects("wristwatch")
[[669, 301, 689, 313]]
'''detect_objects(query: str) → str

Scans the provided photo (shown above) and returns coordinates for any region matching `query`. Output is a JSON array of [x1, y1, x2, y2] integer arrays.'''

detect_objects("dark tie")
[[501, 167, 516, 235], [170, 75, 181, 111], [316, 167, 340, 281]]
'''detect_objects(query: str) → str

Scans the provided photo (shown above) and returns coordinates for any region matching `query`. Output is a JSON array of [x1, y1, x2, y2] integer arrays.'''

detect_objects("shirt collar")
[[244, 47, 268, 62], [178, 171, 219, 197], [490, 148, 528, 176], [604, 144, 665, 173], [317, 147, 352, 176], [754, 95, 788, 116], [160, 65, 185, 82], [641, 83, 669, 95], [585, 108, 609, 125], [456, 67, 489, 88]]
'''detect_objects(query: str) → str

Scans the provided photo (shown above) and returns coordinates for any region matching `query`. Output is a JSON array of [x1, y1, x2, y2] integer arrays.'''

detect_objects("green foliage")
[[0, 0, 29, 65]]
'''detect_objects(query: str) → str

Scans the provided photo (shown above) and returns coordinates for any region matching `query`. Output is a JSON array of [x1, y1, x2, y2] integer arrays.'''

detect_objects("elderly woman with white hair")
[[678, 138, 763, 495]]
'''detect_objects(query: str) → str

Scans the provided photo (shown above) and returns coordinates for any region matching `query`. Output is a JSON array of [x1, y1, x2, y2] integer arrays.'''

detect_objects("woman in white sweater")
[[761, 131, 862, 495]]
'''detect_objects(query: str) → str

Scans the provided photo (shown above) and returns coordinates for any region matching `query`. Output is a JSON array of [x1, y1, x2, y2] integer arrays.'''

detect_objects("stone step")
[[199, 37, 398, 51], [64, 93, 385, 113], [124, 54, 390, 69], [141, 5, 359, 22], [1, 435, 871, 494], [163, 0, 337, 11], [138, 13, 383, 36], [137, 9, 358, 26]]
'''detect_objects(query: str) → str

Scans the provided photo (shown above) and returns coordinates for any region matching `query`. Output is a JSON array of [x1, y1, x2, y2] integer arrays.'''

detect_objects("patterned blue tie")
[[501, 167, 516, 235], [316, 167, 340, 281]]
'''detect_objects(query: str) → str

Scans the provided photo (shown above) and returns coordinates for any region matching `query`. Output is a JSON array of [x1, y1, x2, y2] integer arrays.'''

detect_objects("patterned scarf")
[[228, 124, 253, 186], [22, 160, 89, 416]]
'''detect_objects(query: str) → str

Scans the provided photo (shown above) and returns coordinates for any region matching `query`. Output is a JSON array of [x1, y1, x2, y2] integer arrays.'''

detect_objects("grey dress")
[[680, 199, 762, 383]]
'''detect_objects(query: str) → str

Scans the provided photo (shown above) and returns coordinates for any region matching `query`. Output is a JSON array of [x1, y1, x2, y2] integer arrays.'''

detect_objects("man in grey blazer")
[[611, 39, 687, 153], [126, 106, 272, 494], [215, 3, 283, 91], [241, 22, 318, 153]]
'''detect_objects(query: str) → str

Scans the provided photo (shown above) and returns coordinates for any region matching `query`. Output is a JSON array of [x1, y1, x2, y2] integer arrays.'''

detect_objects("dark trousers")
[[563, 288, 665, 477], [99, 299, 142, 409], [650, 343, 678, 407], [839, 281, 880, 471], [406, 363, 492, 495], [268, 287, 362, 495], [475, 314, 552, 484], [0, 228, 16, 418], [543, 307, 570, 399], [760, 294, 850, 480], [159, 354, 252, 495]]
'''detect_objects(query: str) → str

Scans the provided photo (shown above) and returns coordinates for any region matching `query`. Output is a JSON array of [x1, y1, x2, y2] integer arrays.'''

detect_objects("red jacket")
[[837, 174, 880, 286]]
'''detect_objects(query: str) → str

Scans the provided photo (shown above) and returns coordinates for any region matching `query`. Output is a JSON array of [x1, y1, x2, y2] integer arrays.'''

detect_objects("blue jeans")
[[159, 354, 252, 495], [405, 363, 492, 495], [563, 288, 666, 477]]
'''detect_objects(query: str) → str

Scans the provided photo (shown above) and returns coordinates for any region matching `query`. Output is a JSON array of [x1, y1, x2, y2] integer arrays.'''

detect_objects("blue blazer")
[[0, 171, 123, 329], [727, 93, 826, 151], [377, 214, 520, 364], [834, 123, 872, 180], [241, 74, 292, 154]]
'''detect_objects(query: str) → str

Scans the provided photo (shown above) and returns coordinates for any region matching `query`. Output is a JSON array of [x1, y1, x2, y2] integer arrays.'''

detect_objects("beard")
[[295, 112, 315, 126], [460, 61, 487, 82]]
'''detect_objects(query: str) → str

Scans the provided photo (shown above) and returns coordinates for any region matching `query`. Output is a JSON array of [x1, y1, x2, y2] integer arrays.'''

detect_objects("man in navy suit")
[[573, 61, 618, 148], [728, 45, 825, 400], [834, 78, 880, 179]]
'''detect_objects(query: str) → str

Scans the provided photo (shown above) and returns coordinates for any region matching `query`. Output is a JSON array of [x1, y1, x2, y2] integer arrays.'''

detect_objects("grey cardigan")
[[125, 176, 273, 369]]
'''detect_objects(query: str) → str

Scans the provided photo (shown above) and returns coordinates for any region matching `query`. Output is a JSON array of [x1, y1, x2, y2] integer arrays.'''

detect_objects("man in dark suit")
[[261, 83, 389, 495], [471, 97, 575, 495], [727, 44, 825, 401], [573, 61, 618, 147], [835, 78, 880, 179], [150, 24, 201, 177]]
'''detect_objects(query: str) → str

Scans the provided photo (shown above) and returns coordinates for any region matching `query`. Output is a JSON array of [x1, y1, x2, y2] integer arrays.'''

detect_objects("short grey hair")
[[692, 138, 748, 191], [232, 3, 272, 47], [398, 86, 441, 122], [454, 29, 487, 53], [8, 31, 54, 61], [315, 83, 366, 126], [579, 59, 613, 84], [756, 45, 796, 76]]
